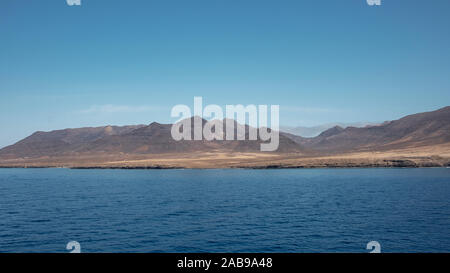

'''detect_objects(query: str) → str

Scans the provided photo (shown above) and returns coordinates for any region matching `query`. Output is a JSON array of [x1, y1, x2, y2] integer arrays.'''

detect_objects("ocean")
[[0, 168, 449, 253]]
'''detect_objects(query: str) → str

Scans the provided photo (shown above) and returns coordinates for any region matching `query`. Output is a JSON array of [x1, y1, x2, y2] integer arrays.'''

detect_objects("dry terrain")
[[1, 107, 449, 169], [0, 144, 449, 169]]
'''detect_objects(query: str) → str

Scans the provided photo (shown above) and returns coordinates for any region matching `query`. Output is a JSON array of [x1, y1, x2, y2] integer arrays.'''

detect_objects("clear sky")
[[1, 0, 450, 148]]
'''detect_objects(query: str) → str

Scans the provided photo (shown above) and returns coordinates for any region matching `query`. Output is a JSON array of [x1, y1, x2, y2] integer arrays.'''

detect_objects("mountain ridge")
[[0, 106, 449, 168], [288, 106, 450, 153], [0, 118, 302, 158]]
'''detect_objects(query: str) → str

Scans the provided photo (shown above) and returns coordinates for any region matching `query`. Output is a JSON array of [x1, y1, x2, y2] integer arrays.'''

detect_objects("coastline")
[[0, 166, 449, 170], [0, 158, 448, 169], [1, 145, 449, 170]]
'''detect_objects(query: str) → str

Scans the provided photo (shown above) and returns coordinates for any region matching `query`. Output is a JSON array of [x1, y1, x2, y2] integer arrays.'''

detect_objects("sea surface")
[[0, 168, 449, 253]]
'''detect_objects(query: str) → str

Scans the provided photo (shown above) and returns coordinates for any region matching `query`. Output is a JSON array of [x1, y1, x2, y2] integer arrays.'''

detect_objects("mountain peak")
[[318, 126, 345, 138]]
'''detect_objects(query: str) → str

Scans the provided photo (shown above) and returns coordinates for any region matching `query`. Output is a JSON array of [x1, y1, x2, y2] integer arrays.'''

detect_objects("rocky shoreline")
[[0, 159, 448, 170]]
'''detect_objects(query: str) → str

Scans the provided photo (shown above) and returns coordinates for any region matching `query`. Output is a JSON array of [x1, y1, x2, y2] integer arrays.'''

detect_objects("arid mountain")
[[280, 122, 380, 138], [288, 106, 450, 153], [0, 125, 145, 159], [0, 107, 449, 168], [0, 117, 302, 159]]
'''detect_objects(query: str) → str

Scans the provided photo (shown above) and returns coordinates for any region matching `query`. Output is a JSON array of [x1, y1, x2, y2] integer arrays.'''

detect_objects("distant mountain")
[[280, 122, 380, 137], [288, 106, 450, 153]]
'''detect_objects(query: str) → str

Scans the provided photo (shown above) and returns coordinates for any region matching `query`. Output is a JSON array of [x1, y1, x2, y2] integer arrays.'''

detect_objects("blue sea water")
[[0, 168, 449, 253]]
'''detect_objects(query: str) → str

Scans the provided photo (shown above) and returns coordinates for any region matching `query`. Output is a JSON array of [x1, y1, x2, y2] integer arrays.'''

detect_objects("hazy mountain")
[[288, 106, 450, 153], [280, 122, 380, 138]]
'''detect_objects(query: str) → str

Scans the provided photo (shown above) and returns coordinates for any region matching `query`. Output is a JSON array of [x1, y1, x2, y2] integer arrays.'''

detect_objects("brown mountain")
[[0, 107, 449, 168], [0, 117, 302, 159], [0, 125, 145, 159], [288, 106, 450, 153]]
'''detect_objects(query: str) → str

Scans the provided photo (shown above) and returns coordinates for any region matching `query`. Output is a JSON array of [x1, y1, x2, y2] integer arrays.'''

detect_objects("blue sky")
[[1, 0, 450, 147]]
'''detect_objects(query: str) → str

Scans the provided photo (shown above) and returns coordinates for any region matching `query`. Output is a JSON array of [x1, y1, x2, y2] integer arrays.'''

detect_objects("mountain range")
[[0, 107, 449, 168], [286, 106, 450, 153], [280, 122, 380, 138]]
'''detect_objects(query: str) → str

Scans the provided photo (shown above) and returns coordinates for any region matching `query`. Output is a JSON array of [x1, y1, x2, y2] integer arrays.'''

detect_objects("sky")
[[1, 0, 450, 148]]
